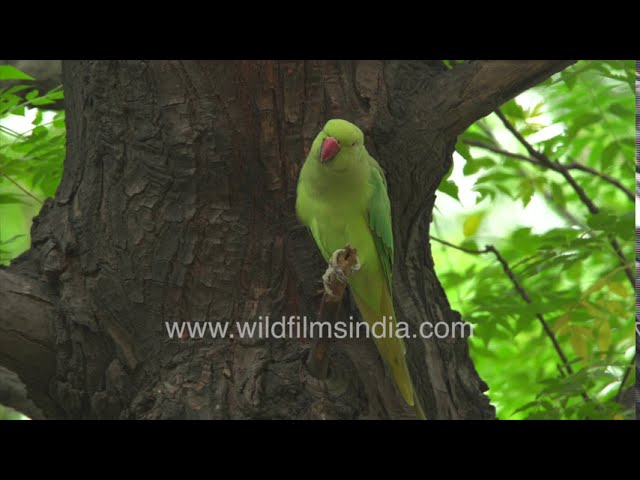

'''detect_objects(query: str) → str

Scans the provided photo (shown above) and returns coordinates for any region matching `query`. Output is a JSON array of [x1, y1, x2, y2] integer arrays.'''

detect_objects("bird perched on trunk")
[[296, 119, 425, 419]]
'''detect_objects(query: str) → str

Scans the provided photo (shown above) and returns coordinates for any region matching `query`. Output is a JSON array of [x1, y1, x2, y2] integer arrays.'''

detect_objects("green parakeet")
[[296, 119, 425, 419]]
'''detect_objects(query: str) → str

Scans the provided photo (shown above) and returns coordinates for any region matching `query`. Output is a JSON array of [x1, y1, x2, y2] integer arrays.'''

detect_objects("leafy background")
[[433, 60, 635, 419], [0, 61, 635, 419]]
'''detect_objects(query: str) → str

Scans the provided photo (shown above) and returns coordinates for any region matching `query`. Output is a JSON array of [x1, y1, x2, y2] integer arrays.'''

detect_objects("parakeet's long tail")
[[352, 288, 426, 420], [413, 393, 427, 420]]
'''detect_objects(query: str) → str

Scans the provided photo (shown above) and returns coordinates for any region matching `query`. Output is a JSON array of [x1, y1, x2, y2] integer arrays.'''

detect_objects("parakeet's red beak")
[[320, 137, 340, 163]]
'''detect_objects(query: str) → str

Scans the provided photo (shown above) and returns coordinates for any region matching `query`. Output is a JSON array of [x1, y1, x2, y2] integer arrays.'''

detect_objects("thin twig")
[[465, 139, 634, 201], [464, 139, 544, 165], [495, 109, 634, 288], [0, 167, 44, 205], [564, 161, 634, 201], [430, 235, 591, 401], [429, 235, 490, 255], [306, 245, 360, 379], [0, 124, 26, 139], [484, 244, 574, 375], [614, 353, 635, 403]]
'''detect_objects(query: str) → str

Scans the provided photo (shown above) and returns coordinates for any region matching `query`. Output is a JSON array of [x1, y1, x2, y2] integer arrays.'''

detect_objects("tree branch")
[[495, 109, 634, 288], [464, 139, 542, 165], [306, 245, 360, 379], [430, 236, 575, 376], [0, 260, 57, 416], [483, 245, 575, 376], [429, 235, 490, 255], [437, 60, 576, 136], [0, 166, 44, 205], [614, 353, 635, 403], [564, 161, 634, 202], [465, 140, 634, 201]]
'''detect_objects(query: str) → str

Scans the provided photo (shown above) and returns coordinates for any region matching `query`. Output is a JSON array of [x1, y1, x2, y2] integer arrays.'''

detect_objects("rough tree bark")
[[0, 60, 573, 419]]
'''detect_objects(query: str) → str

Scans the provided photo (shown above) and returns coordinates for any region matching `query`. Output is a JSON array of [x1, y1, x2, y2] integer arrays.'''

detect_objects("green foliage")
[[434, 60, 634, 419], [0, 66, 34, 81], [0, 74, 64, 265]]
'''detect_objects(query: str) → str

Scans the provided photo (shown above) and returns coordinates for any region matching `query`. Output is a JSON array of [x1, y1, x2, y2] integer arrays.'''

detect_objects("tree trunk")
[[0, 60, 573, 419]]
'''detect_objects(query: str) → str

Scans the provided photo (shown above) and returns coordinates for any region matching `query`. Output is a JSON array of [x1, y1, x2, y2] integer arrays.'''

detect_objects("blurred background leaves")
[[433, 60, 635, 419]]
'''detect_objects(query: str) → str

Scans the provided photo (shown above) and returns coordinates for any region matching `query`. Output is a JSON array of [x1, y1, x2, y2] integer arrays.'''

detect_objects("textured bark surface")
[[0, 60, 573, 419]]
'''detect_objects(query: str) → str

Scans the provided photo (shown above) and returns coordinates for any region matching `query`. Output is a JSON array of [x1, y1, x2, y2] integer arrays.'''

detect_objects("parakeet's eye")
[[352, 141, 356, 146]]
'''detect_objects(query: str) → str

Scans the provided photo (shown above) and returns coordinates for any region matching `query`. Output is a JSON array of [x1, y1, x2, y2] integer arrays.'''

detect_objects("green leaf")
[[437, 163, 459, 202], [600, 143, 620, 167], [597, 320, 611, 352], [587, 211, 633, 239], [586, 212, 616, 231], [0, 66, 34, 81], [501, 99, 526, 120], [2, 85, 31, 95], [455, 139, 473, 162], [612, 211, 633, 239], [518, 178, 534, 207], [438, 179, 459, 202], [53, 112, 65, 129], [31, 126, 49, 139], [608, 102, 632, 118], [25, 90, 40, 101], [512, 400, 542, 415], [463, 156, 495, 176], [460, 129, 494, 145], [0, 192, 30, 205], [30, 97, 56, 106], [463, 212, 484, 237], [473, 186, 495, 201], [550, 182, 565, 209], [560, 69, 577, 90], [32, 109, 43, 126], [567, 113, 600, 139]]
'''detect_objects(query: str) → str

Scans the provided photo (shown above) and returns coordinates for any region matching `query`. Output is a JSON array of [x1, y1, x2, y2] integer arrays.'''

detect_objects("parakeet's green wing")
[[366, 155, 394, 297], [365, 155, 426, 416]]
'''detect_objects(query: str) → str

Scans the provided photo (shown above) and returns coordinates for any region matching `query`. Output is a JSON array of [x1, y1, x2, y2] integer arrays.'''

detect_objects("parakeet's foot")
[[322, 267, 340, 298], [307, 244, 361, 380], [322, 245, 360, 301]]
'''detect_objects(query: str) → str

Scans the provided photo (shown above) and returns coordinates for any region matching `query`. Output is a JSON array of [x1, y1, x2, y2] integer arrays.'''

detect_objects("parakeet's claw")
[[327, 248, 351, 283], [321, 245, 360, 300], [333, 266, 348, 284], [322, 267, 337, 297], [328, 248, 344, 267], [322, 264, 345, 297]]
